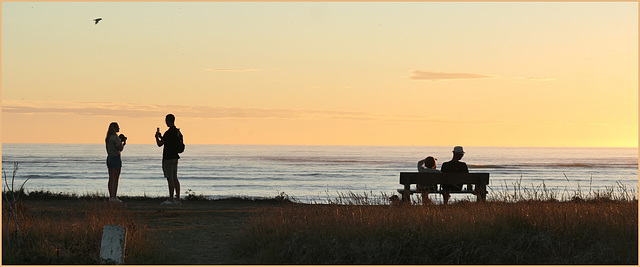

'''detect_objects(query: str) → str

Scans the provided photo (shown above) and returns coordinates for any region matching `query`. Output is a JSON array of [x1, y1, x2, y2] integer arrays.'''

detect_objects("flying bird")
[[93, 18, 102, 24]]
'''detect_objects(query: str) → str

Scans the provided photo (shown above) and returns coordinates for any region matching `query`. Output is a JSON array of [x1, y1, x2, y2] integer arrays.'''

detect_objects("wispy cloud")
[[204, 68, 260, 72], [505, 76, 555, 82], [410, 71, 496, 81], [410, 70, 553, 82], [2, 101, 165, 118], [2, 100, 504, 124]]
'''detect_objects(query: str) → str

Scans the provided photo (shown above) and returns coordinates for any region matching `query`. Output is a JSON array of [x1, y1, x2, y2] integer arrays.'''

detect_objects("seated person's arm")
[[417, 159, 426, 172]]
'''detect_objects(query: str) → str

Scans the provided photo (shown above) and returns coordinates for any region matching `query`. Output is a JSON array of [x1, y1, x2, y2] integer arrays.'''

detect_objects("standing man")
[[440, 146, 469, 204], [155, 114, 183, 205]]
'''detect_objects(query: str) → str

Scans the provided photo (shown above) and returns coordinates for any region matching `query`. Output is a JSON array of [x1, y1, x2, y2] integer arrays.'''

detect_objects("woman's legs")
[[108, 168, 121, 200]]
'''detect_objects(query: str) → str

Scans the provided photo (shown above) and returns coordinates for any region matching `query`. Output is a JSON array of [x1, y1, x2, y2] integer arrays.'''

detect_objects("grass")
[[2, 200, 162, 264], [2, 183, 294, 265], [234, 186, 638, 264], [1, 189, 293, 264], [2, 163, 164, 264]]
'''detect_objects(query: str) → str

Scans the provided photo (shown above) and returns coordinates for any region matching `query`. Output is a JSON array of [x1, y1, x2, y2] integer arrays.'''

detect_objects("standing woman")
[[106, 122, 127, 203]]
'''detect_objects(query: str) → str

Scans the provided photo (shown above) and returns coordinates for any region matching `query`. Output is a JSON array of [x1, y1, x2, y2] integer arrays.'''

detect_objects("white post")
[[100, 225, 127, 264]]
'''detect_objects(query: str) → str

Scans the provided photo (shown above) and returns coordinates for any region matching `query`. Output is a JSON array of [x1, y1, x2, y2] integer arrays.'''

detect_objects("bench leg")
[[442, 191, 451, 205], [401, 184, 411, 202], [402, 192, 411, 202], [477, 184, 487, 202]]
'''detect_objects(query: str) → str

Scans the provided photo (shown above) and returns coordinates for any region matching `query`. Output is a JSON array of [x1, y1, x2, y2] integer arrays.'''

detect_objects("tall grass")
[[2, 163, 163, 264], [235, 185, 638, 264], [2, 200, 162, 264], [488, 176, 637, 203]]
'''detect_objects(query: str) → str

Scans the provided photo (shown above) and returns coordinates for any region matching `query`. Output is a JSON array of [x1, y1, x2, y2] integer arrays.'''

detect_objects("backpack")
[[177, 129, 185, 153]]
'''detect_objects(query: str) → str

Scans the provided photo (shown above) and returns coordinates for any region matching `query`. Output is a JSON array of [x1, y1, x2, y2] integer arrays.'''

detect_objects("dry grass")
[[236, 190, 638, 264], [2, 200, 161, 264], [2, 163, 162, 264]]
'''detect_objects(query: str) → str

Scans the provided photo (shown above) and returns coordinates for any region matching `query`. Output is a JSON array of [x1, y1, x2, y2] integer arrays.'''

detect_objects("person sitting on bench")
[[440, 146, 469, 204], [417, 156, 439, 204], [417, 156, 439, 173]]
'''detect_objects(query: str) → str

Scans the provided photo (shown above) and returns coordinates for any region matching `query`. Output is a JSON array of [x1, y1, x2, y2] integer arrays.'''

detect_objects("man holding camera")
[[155, 114, 184, 205]]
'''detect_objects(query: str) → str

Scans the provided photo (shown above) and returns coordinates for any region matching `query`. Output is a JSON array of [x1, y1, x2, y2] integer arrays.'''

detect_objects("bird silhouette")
[[94, 18, 102, 24]]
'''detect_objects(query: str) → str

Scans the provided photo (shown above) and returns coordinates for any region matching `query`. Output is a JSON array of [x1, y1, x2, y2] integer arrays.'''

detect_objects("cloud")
[[2, 101, 165, 118], [506, 76, 555, 82], [2, 100, 504, 124], [1, 101, 397, 120], [204, 68, 260, 72], [410, 71, 496, 81], [410, 70, 553, 82]]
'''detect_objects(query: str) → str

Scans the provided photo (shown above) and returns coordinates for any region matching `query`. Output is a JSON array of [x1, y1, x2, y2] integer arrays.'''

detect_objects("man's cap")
[[453, 146, 465, 154]]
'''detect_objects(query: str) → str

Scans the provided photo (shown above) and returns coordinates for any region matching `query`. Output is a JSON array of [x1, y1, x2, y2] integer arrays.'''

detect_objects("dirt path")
[[23, 198, 280, 264]]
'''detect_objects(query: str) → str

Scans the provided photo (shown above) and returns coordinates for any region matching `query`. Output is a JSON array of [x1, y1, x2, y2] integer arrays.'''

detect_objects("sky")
[[1, 2, 638, 147]]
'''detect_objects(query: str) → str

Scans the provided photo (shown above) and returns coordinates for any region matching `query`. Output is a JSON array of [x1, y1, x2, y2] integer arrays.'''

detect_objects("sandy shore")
[[21, 198, 281, 264]]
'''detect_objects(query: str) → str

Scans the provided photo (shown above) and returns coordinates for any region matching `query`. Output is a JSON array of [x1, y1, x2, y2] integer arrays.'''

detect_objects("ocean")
[[1, 144, 638, 203]]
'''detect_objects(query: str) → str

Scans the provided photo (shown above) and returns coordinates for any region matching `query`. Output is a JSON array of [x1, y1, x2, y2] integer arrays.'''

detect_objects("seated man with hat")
[[440, 146, 469, 204]]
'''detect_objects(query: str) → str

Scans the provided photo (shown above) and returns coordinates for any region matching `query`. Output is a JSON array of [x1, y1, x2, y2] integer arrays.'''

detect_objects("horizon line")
[[2, 142, 637, 150]]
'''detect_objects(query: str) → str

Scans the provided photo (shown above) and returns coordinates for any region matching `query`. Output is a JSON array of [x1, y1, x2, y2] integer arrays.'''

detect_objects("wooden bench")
[[398, 172, 490, 203]]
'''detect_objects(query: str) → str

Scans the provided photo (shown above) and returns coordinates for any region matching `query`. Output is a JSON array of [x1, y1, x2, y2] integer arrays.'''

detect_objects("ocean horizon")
[[2, 144, 638, 203]]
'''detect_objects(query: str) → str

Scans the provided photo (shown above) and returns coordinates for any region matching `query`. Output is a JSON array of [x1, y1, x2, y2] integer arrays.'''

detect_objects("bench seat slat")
[[398, 172, 490, 203], [397, 189, 488, 195]]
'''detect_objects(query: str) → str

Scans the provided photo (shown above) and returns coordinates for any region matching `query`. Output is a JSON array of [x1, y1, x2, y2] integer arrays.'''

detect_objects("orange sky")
[[2, 2, 638, 147]]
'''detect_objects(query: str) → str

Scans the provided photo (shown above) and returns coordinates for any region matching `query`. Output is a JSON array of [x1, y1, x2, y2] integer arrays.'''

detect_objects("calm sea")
[[1, 144, 638, 203]]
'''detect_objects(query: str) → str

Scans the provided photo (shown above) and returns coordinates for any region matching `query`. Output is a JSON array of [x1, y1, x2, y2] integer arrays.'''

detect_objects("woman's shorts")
[[107, 155, 122, 169]]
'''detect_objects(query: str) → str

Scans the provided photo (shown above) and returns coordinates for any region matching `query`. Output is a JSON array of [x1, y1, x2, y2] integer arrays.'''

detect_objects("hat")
[[453, 146, 465, 154]]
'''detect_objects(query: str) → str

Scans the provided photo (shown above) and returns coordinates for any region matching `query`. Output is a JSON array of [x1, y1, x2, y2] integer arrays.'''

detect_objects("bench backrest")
[[400, 172, 490, 185]]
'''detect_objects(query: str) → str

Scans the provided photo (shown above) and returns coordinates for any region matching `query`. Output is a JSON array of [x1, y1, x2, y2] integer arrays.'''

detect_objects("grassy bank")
[[2, 189, 292, 264], [3, 190, 637, 265], [3, 200, 161, 264], [235, 194, 638, 264], [2, 163, 162, 264]]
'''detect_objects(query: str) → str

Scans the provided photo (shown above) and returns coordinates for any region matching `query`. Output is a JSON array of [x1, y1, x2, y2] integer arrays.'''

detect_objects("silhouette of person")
[[440, 146, 469, 204], [418, 156, 439, 173], [417, 156, 439, 204], [155, 114, 183, 205], [105, 122, 126, 203]]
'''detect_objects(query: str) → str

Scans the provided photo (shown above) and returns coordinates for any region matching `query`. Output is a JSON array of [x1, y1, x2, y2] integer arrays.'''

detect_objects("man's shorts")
[[106, 155, 122, 169], [162, 159, 179, 179]]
